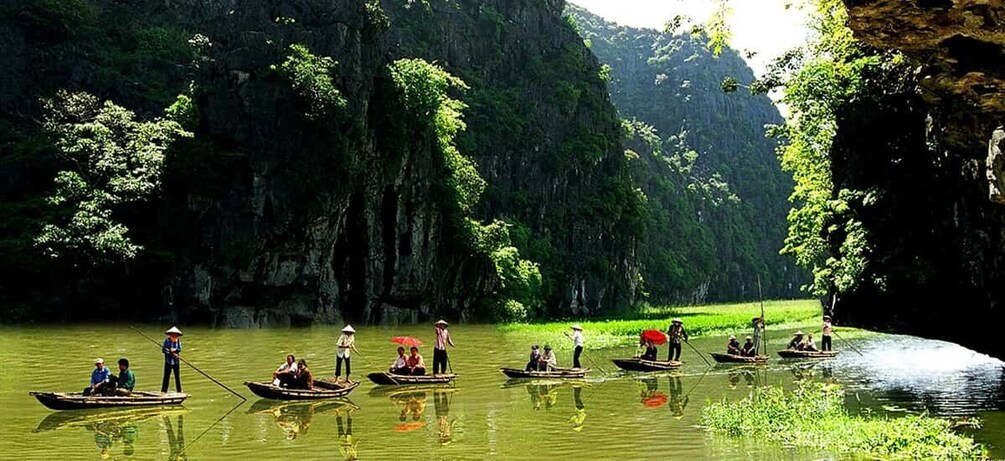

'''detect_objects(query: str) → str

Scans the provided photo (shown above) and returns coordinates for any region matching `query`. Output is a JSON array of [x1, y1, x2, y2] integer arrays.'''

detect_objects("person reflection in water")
[[728, 370, 741, 389], [567, 386, 586, 432], [394, 391, 427, 423], [668, 376, 688, 419], [274, 403, 315, 440], [164, 414, 187, 461], [434, 390, 457, 446], [336, 407, 359, 461], [85, 418, 139, 459]]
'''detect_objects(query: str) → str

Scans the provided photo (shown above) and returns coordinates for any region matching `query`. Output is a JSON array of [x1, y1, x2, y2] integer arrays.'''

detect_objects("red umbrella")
[[394, 421, 426, 432], [642, 392, 668, 408], [641, 329, 667, 345], [391, 336, 423, 347]]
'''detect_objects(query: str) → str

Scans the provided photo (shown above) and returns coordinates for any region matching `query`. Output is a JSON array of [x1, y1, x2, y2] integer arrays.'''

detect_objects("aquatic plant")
[[699, 382, 986, 460]]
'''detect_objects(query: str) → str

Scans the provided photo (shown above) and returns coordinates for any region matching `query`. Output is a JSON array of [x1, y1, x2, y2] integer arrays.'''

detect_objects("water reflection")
[[391, 391, 428, 430], [248, 399, 358, 441], [33, 408, 189, 459], [336, 411, 359, 461], [726, 368, 758, 389], [164, 415, 186, 461], [668, 376, 688, 418], [434, 390, 457, 445], [568, 386, 586, 432]]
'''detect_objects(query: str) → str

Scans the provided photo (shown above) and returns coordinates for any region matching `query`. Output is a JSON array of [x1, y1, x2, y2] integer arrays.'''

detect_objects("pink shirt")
[[822, 321, 833, 336], [435, 327, 450, 350]]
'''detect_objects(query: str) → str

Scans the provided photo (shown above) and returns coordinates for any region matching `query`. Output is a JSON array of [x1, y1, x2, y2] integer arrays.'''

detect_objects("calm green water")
[[1, 324, 1003, 460]]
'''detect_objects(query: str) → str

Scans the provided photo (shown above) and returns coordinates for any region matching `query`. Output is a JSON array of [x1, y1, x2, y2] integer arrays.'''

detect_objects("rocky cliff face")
[[0, 0, 637, 325], [834, 0, 1005, 359]]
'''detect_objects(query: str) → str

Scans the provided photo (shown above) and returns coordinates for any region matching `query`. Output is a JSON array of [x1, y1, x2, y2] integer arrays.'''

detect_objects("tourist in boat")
[[161, 326, 183, 393], [563, 324, 584, 369], [525, 345, 542, 371], [752, 316, 765, 354], [803, 333, 818, 351], [114, 358, 135, 396], [273, 354, 298, 386], [539, 344, 558, 371], [84, 358, 111, 396], [821, 315, 834, 351], [407, 346, 427, 376], [336, 325, 361, 384], [433, 320, 455, 375], [787, 331, 805, 350], [666, 318, 689, 361], [390, 347, 409, 375], [293, 359, 314, 390], [726, 334, 742, 355], [641, 340, 659, 361], [741, 336, 756, 357]]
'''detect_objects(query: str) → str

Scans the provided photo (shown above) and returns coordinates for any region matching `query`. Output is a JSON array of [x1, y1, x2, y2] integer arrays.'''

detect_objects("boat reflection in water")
[[33, 407, 188, 459], [248, 399, 358, 442]]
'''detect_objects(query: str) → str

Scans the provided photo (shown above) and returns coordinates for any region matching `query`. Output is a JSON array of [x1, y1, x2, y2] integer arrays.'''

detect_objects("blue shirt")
[[90, 367, 110, 386], [163, 338, 182, 365]]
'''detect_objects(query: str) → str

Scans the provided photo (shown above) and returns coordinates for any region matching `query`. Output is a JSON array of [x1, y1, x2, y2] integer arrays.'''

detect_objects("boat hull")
[[366, 372, 456, 385], [499, 367, 589, 379], [29, 391, 189, 411], [611, 358, 682, 372], [710, 353, 769, 364], [244, 381, 359, 400], [776, 350, 840, 359]]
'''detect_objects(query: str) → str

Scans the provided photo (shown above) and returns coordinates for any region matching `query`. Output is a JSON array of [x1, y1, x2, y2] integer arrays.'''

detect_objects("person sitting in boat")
[[406, 347, 427, 376], [273, 354, 298, 387], [525, 345, 542, 371], [292, 359, 314, 390], [641, 340, 659, 361], [787, 331, 806, 350], [390, 347, 409, 375], [84, 358, 112, 396], [803, 333, 818, 352], [741, 337, 756, 357], [726, 334, 742, 355], [539, 345, 558, 371], [114, 358, 135, 396]]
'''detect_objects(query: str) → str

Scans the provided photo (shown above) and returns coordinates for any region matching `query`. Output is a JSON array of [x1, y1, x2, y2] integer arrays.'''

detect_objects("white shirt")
[[391, 355, 407, 369], [336, 334, 354, 358], [572, 330, 583, 347], [276, 361, 298, 373]]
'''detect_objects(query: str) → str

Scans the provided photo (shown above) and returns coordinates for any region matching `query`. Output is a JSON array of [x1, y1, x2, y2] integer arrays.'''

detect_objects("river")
[[1, 324, 1002, 460]]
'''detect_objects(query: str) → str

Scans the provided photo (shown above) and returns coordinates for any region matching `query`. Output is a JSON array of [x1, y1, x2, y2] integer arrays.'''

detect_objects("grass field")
[[499, 299, 871, 350]]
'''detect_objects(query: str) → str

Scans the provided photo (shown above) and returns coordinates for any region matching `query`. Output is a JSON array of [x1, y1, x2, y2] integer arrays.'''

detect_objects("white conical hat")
[[165, 326, 183, 336], [571, 324, 583, 330], [341, 324, 356, 333], [435, 319, 448, 326]]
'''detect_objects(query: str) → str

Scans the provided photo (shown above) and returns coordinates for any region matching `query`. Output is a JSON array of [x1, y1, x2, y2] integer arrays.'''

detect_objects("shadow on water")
[[33, 409, 189, 460]]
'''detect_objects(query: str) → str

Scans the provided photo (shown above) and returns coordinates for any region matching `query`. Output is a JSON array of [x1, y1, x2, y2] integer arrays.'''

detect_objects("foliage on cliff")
[[568, 6, 802, 303]]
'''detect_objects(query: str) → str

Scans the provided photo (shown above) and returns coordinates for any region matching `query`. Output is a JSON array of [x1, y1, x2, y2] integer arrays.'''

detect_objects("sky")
[[567, 0, 813, 77]]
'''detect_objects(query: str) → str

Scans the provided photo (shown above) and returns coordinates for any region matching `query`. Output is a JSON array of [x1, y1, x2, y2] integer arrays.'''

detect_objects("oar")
[[684, 340, 712, 368], [355, 349, 401, 385], [130, 326, 246, 401], [832, 329, 864, 357]]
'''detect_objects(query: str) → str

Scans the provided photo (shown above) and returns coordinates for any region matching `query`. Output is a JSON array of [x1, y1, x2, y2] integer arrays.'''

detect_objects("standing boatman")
[[751, 316, 765, 355], [161, 326, 183, 393], [666, 318, 688, 362], [433, 320, 455, 375], [563, 324, 584, 369], [335, 324, 360, 383], [821, 315, 834, 351]]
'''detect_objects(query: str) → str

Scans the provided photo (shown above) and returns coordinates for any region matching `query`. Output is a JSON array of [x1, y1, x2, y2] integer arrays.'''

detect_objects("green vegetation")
[[276, 44, 347, 121], [35, 91, 191, 264], [499, 299, 837, 350], [700, 382, 986, 460]]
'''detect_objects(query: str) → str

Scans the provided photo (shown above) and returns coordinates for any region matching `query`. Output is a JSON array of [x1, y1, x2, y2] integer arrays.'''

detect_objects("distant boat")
[[244, 381, 359, 400], [499, 367, 590, 379], [611, 358, 682, 372], [29, 391, 188, 411], [710, 352, 769, 364], [776, 350, 840, 359], [367, 372, 456, 385]]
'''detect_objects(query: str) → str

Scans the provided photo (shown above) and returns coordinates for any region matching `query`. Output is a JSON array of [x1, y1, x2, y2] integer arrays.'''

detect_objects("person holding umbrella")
[[433, 320, 455, 375], [336, 325, 360, 384], [161, 326, 183, 393], [666, 318, 688, 362]]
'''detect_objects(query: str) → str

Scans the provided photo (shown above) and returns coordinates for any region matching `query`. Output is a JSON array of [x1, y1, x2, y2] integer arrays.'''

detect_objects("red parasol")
[[642, 391, 668, 408], [394, 421, 426, 432], [391, 336, 423, 347], [641, 329, 667, 345]]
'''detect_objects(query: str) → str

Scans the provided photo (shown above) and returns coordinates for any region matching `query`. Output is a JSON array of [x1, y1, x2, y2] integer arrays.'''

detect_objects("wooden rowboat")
[[29, 391, 189, 411], [244, 381, 359, 400], [499, 367, 590, 379], [710, 353, 769, 364], [611, 358, 682, 372], [776, 350, 840, 359], [367, 372, 456, 385]]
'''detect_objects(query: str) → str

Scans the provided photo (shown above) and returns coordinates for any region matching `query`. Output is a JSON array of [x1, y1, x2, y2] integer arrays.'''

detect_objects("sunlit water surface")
[[1, 324, 1002, 460]]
